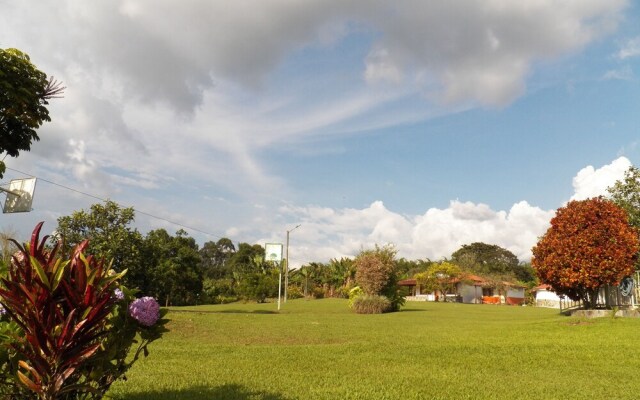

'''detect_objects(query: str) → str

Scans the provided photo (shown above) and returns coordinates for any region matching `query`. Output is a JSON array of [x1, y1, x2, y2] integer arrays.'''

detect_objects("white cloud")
[[603, 65, 634, 80], [616, 36, 640, 59], [363, 0, 626, 106], [570, 156, 631, 201], [279, 199, 554, 267], [278, 157, 634, 267], [0, 0, 626, 206], [364, 48, 403, 84]]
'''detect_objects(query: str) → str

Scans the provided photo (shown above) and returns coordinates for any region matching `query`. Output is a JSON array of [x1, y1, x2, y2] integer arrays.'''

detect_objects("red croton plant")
[[0, 222, 164, 399], [532, 197, 640, 309]]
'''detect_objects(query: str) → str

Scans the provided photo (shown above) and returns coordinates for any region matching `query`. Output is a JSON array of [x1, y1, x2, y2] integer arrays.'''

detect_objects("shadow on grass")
[[110, 384, 288, 400], [170, 309, 279, 315]]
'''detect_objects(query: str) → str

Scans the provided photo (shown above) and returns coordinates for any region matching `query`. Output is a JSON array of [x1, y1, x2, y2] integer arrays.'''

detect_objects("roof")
[[531, 284, 552, 292], [399, 274, 526, 289]]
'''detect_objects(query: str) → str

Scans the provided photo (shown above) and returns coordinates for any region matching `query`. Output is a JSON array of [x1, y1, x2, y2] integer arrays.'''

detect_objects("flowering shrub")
[[0, 222, 168, 399], [129, 297, 160, 327]]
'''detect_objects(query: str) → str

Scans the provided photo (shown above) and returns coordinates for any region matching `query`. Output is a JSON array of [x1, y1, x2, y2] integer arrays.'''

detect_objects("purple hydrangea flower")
[[0, 304, 6, 316], [113, 288, 125, 301], [128, 296, 160, 326]]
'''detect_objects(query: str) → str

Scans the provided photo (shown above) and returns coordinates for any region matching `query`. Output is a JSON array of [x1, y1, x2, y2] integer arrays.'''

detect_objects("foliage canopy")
[[0, 48, 64, 177], [532, 197, 639, 309], [414, 261, 463, 301]]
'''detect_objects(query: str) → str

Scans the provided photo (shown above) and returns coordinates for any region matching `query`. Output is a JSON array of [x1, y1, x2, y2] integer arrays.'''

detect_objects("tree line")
[[0, 200, 541, 307]]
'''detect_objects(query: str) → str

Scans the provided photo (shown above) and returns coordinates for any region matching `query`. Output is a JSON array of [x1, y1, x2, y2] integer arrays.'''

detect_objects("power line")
[[5, 166, 229, 241]]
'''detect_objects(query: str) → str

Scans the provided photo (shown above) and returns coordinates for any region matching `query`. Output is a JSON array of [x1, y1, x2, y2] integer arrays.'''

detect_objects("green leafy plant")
[[348, 286, 364, 308], [0, 222, 168, 399]]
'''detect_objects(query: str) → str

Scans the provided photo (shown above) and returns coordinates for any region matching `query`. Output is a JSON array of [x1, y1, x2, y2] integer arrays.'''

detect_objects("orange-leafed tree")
[[532, 197, 639, 309]]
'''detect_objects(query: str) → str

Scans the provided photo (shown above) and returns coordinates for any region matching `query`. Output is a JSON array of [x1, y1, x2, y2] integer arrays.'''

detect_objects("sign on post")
[[265, 243, 284, 310]]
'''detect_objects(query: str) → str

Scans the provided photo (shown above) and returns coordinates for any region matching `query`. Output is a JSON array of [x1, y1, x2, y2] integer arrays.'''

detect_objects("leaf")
[[17, 371, 41, 393], [30, 255, 50, 290], [51, 259, 69, 291]]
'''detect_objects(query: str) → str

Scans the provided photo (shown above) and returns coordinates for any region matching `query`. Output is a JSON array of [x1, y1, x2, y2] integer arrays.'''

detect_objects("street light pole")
[[284, 224, 301, 302]]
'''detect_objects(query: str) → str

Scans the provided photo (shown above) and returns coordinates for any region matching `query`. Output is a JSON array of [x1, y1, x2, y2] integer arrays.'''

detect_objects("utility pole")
[[284, 224, 301, 302]]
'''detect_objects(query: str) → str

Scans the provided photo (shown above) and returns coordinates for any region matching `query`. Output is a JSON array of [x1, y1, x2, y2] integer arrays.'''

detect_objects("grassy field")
[[106, 299, 640, 399]]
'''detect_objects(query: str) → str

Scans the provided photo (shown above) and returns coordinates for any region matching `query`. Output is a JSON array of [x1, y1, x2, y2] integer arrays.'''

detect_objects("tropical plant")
[[532, 198, 639, 309], [0, 222, 168, 399]]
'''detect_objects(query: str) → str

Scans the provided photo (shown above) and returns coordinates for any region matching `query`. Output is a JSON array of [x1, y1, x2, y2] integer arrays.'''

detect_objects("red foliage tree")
[[532, 197, 639, 309]]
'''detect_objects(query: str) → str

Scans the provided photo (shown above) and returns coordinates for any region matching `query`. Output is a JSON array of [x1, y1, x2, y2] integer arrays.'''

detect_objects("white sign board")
[[265, 243, 283, 263], [3, 178, 37, 213]]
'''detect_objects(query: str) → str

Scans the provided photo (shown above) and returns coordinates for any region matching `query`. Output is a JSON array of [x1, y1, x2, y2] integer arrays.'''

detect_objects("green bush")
[[348, 286, 364, 308], [383, 283, 406, 312], [0, 222, 168, 399], [202, 278, 236, 304], [238, 272, 278, 303], [311, 287, 325, 299], [287, 286, 304, 299], [351, 294, 391, 314]]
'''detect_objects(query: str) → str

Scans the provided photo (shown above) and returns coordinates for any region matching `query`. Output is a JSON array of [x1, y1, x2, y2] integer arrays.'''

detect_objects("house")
[[532, 284, 563, 308], [399, 274, 525, 305], [398, 278, 435, 301]]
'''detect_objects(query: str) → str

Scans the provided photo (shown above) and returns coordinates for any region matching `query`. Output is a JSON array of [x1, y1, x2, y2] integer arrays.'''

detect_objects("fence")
[[558, 272, 640, 313]]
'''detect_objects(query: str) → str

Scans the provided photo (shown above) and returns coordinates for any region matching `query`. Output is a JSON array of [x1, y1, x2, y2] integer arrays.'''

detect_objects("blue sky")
[[1, 1, 640, 266]]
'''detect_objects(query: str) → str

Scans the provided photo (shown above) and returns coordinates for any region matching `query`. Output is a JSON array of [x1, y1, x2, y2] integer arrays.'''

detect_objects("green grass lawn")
[[106, 299, 640, 399]]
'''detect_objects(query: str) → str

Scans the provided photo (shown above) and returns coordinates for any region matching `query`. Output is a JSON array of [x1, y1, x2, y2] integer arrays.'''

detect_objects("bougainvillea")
[[532, 197, 639, 309]]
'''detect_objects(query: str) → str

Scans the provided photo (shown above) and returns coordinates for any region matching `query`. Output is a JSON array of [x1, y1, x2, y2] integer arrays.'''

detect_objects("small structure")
[[532, 284, 563, 308], [398, 278, 435, 301], [400, 274, 525, 305]]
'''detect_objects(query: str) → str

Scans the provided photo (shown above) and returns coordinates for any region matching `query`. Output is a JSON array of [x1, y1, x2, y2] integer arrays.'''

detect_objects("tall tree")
[[608, 165, 640, 232], [0, 48, 64, 177], [226, 243, 265, 276], [144, 229, 203, 306], [199, 238, 235, 279], [56, 201, 146, 289], [451, 242, 519, 277], [532, 198, 639, 309]]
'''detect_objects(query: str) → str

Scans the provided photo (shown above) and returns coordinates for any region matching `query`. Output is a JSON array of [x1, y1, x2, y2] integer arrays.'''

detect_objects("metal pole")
[[277, 269, 282, 311], [284, 224, 300, 303]]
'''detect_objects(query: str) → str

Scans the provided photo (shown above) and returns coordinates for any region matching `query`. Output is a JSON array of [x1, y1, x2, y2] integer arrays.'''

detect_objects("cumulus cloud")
[[570, 156, 631, 201], [277, 157, 634, 267], [278, 199, 554, 266]]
